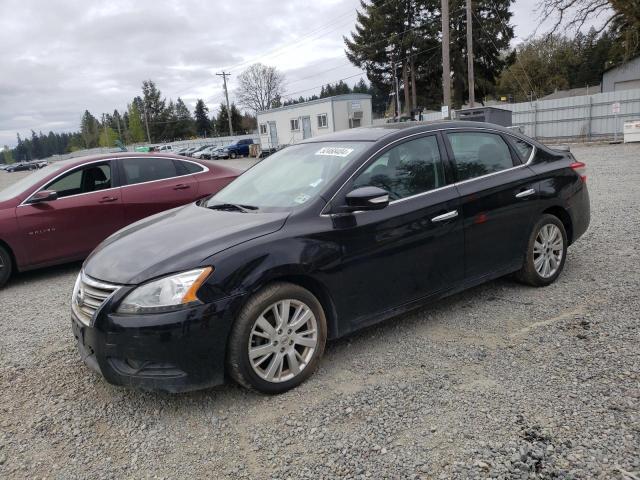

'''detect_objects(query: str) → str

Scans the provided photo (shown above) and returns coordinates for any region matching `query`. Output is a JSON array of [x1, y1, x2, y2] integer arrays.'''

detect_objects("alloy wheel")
[[533, 224, 564, 278], [248, 299, 318, 383]]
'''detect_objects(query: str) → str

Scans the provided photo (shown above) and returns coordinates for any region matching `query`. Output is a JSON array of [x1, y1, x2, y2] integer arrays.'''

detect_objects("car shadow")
[[135, 275, 524, 405], [11, 261, 83, 285]]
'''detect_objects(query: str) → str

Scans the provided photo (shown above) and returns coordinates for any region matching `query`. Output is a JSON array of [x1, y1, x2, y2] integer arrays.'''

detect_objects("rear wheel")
[[0, 245, 13, 288], [516, 214, 567, 287], [227, 282, 327, 393]]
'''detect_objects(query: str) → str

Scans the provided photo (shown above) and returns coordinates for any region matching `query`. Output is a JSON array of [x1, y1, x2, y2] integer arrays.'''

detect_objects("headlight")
[[116, 267, 213, 314]]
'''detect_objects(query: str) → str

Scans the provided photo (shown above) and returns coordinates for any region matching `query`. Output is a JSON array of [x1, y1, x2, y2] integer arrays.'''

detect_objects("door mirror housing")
[[29, 190, 58, 204], [345, 186, 390, 211]]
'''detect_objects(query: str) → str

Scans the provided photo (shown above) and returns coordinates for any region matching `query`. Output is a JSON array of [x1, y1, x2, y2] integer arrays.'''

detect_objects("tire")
[[230, 152, 237, 159], [0, 245, 13, 288], [516, 214, 568, 287], [227, 282, 327, 394]]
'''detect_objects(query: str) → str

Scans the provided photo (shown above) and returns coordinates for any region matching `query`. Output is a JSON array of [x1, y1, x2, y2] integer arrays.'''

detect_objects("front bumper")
[[72, 295, 245, 393]]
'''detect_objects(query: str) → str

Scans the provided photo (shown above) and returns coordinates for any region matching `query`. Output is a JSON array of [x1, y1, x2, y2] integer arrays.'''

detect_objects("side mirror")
[[345, 186, 390, 211], [29, 190, 58, 204]]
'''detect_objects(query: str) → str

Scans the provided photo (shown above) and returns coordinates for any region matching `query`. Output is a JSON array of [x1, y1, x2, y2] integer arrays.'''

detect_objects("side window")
[[510, 138, 534, 162], [447, 132, 515, 181], [353, 136, 445, 201], [178, 160, 205, 174], [46, 163, 111, 198], [120, 158, 178, 186]]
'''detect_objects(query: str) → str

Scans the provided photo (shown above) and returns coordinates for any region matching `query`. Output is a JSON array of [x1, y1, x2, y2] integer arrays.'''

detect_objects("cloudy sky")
[[1, 0, 552, 147]]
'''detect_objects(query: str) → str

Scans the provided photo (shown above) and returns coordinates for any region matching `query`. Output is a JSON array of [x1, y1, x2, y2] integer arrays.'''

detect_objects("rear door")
[[118, 156, 198, 224], [442, 130, 538, 280], [17, 160, 124, 266]]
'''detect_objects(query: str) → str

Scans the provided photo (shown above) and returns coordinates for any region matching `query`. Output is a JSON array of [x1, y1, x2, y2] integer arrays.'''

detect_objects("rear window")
[[179, 160, 205, 174], [510, 138, 534, 162], [120, 158, 178, 185]]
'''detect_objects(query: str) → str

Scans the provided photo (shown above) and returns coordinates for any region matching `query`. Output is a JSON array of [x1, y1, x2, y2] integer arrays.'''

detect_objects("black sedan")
[[72, 121, 590, 393], [5, 162, 38, 172]]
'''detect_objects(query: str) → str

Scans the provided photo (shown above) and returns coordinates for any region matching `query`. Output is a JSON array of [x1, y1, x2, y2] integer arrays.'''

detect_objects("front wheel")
[[230, 152, 237, 159], [227, 282, 327, 393], [516, 214, 568, 287], [0, 245, 12, 288]]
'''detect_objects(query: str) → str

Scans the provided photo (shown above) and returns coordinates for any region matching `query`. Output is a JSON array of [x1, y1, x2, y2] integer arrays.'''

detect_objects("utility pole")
[[217, 72, 234, 136], [115, 113, 122, 143], [441, 0, 451, 118], [143, 105, 151, 143], [101, 114, 108, 147], [466, 0, 475, 108], [393, 59, 401, 121]]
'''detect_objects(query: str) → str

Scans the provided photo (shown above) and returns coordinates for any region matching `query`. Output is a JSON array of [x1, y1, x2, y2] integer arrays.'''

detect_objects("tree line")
[[3, 80, 258, 163]]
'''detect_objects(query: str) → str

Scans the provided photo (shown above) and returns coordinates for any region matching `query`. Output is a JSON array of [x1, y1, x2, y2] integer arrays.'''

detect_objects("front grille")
[[72, 273, 121, 326]]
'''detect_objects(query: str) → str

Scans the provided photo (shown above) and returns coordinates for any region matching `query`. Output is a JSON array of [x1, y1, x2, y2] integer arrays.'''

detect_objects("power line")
[[472, 9, 537, 102], [280, 44, 442, 100]]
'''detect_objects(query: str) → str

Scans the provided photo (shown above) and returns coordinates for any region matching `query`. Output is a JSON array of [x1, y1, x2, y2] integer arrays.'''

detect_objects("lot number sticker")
[[315, 147, 354, 157]]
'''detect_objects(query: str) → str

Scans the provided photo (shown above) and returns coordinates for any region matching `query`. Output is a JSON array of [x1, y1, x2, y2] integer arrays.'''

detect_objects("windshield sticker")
[[293, 193, 310, 204], [309, 179, 323, 188], [315, 147, 354, 157]]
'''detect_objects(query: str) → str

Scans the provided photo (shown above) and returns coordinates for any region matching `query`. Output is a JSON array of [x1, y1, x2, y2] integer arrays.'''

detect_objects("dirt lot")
[[0, 145, 638, 479]]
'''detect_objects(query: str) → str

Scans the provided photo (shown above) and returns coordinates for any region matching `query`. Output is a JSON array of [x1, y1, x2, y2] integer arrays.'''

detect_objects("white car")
[[192, 145, 217, 159]]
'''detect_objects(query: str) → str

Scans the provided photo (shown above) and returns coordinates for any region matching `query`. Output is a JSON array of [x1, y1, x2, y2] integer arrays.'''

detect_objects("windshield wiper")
[[207, 202, 258, 213]]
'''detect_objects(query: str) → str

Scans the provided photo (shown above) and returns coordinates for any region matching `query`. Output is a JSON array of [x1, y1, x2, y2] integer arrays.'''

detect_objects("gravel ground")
[[0, 145, 638, 479]]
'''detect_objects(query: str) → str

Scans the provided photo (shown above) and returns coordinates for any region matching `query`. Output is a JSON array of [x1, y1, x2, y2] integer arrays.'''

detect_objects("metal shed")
[[602, 56, 640, 92]]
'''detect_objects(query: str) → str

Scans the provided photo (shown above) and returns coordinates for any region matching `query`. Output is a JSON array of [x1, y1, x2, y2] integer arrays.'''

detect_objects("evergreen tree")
[[216, 103, 243, 136], [345, 0, 515, 110], [80, 110, 99, 148], [194, 99, 212, 137], [141, 80, 167, 142], [174, 98, 195, 139]]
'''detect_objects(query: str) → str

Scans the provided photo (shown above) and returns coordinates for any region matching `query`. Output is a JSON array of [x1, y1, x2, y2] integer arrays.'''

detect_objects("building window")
[[290, 118, 300, 131], [259, 124, 267, 135], [349, 118, 362, 129], [317, 114, 328, 128]]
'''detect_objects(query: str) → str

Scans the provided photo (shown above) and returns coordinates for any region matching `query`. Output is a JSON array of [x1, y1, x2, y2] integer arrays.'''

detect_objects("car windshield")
[[0, 163, 66, 202], [207, 142, 369, 210]]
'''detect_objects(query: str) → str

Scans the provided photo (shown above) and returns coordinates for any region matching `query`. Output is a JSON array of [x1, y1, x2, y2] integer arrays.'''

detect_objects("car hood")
[[84, 203, 289, 285]]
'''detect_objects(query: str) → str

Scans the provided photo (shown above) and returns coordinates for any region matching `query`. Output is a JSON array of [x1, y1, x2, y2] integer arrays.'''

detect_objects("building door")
[[268, 122, 278, 148], [302, 116, 312, 139]]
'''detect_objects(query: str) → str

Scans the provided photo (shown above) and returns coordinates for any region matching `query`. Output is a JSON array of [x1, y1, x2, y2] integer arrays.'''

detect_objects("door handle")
[[173, 184, 190, 190], [515, 188, 536, 199], [99, 196, 118, 203], [431, 210, 458, 222]]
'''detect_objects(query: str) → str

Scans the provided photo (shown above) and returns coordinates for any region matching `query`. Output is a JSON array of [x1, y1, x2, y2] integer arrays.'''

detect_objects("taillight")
[[570, 161, 587, 182]]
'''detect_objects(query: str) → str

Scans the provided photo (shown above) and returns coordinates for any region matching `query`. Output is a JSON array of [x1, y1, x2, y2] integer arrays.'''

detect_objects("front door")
[[329, 134, 463, 327], [302, 117, 312, 139], [17, 160, 125, 266], [269, 122, 278, 148], [443, 130, 538, 280]]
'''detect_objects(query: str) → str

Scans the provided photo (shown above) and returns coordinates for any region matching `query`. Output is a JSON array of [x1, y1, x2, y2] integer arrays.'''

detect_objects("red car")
[[0, 153, 239, 287]]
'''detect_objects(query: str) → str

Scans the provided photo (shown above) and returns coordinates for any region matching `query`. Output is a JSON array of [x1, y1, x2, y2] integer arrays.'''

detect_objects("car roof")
[[49, 152, 194, 169], [297, 120, 530, 144]]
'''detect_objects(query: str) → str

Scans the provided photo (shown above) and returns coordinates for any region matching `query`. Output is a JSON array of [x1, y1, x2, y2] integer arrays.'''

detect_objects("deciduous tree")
[[236, 63, 286, 112]]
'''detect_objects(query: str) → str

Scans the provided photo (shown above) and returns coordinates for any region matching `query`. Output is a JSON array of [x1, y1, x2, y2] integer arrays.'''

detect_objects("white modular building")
[[256, 94, 373, 149]]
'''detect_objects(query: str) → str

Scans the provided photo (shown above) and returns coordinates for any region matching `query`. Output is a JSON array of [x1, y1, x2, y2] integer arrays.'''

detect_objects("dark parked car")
[[6, 162, 38, 172], [218, 139, 254, 159], [72, 122, 590, 393], [0, 153, 239, 287]]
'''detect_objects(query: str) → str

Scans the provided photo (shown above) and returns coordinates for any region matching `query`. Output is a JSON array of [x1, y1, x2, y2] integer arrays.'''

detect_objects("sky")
[[0, 0, 563, 147]]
